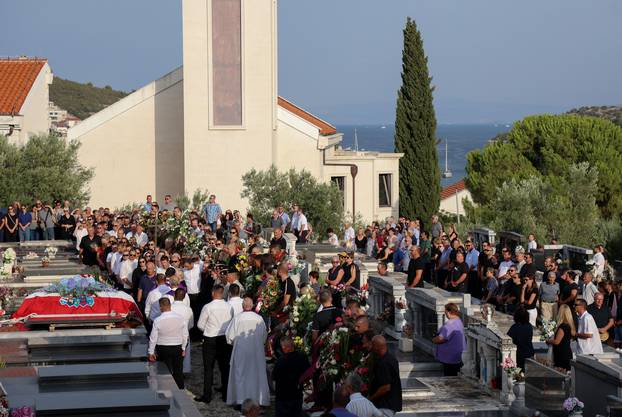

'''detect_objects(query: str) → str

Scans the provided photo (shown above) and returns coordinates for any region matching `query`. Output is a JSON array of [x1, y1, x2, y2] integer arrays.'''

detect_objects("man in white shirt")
[[118, 249, 138, 291], [497, 247, 515, 278], [148, 297, 188, 389], [183, 258, 202, 333], [344, 372, 383, 417], [224, 271, 245, 301], [593, 245, 605, 278], [127, 224, 149, 248], [195, 285, 234, 403], [228, 284, 244, 316], [343, 223, 355, 247], [145, 274, 172, 321], [170, 288, 194, 374], [575, 299, 604, 355], [582, 272, 598, 305]]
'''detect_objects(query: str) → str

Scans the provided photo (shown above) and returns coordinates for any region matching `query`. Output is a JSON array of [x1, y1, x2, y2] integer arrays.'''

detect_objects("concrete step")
[[399, 361, 443, 378]]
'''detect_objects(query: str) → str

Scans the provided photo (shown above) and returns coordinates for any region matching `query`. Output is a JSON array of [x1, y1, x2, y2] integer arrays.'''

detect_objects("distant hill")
[[49, 77, 128, 120], [566, 105, 622, 127]]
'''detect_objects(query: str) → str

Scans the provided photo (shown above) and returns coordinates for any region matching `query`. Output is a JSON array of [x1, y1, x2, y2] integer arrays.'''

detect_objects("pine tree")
[[394, 17, 440, 222]]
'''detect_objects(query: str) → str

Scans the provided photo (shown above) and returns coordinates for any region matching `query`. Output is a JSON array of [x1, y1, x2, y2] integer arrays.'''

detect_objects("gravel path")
[[184, 341, 275, 417]]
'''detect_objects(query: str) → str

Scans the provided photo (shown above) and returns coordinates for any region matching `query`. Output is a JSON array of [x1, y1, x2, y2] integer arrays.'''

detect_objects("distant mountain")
[[49, 77, 128, 120], [566, 105, 622, 127]]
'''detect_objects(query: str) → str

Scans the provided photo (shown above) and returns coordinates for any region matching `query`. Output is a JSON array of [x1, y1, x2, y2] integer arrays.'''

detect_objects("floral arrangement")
[[501, 356, 523, 381], [288, 292, 319, 338], [44, 275, 112, 298], [317, 325, 368, 389], [234, 253, 250, 273], [256, 275, 282, 316], [2, 249, 16, 264], [44, 246, 58, 259], [0, 287, 27, 316], [285, 255, 305, 276], [23, 252, 38, 260], [244, 273, 266, 299], [540, 319, 557, 341], [9, 406, 35, 417], [562, 397, 584, 413], [0, 392, 7, 417]]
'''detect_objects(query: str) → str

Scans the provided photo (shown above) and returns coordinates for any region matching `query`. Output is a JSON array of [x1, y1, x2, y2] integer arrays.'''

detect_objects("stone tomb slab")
[[35, 388, 170, 416], [38, 362, 148, 384]]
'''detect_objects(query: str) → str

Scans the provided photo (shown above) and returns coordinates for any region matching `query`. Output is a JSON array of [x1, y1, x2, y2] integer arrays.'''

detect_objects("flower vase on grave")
[[512, 381, 525, 407]]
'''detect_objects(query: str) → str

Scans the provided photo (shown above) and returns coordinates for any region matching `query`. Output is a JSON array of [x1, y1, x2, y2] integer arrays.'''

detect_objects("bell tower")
[[182, 0, 277, 208]]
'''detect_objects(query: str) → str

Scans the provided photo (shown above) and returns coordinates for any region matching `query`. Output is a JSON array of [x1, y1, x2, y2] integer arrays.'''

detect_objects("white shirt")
[[165, 291, 190, 308], [593, 252, 605, 276], [527, 240, 537, 251], [498, 260, 515, 278], [465, 248, 479, 271], [171, 300, 194, 330], [347, 393, 383, 417], [344, 227, 355, 244], [112, 252, 123, 276], [126, 231, 148, 247], [583, 281, 598, 305], [145, 284, 172, 320], [197, 299, 234, 337], [184, 264, 202, 295], [298, 213, 308, 232], [74, 228, 88, 251], [228, 297, 243, 316], [119, 259, 137, 289], [577, 311, 604, 355], [148, 311, 189, 355]]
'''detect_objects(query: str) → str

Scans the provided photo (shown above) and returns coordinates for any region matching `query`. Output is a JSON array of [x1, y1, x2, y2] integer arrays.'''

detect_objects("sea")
[[337, 124, 511, 187]]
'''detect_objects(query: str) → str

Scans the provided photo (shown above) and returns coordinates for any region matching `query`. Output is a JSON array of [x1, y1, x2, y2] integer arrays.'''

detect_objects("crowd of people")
[[2, 192, 616, 413], [355, 213, 614, 375], [1, 194, 404, 417]]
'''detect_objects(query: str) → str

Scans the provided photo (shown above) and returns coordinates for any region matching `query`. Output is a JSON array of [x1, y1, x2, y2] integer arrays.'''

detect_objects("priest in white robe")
[[225, 296, 270, 406]]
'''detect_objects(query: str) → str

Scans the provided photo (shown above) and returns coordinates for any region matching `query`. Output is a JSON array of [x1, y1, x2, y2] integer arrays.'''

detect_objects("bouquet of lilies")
[[44, 246, 58, 259], [540, 319, 557, 341], [288, 292, 318, 336]]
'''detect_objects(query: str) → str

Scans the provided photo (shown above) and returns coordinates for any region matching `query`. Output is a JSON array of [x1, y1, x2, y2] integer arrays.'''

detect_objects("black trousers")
[[442, 361, 463, 376], [189, 293, 202, 340], [275, 398, 303, 417], [202, 335, 232, 401], [156, 344, 184, 389]]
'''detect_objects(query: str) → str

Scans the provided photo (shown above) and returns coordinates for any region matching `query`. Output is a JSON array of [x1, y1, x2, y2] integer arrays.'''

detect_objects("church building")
[[68, 0, 402, 222]]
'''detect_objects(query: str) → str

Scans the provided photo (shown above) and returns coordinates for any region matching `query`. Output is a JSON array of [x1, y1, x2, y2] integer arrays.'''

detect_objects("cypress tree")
[[394, 17, 440, 222]]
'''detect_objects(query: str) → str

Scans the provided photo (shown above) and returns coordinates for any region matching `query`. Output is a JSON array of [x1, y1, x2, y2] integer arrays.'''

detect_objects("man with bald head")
[[225, 296, 270, 407], [368, 335, 402, 417], [588, 291, 614, 346]]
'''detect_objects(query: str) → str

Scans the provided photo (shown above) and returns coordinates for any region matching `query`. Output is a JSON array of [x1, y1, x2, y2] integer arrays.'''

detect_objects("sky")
[[1, 0, 621, 124]]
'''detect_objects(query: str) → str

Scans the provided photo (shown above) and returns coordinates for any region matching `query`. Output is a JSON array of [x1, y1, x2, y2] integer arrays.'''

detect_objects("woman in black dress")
[[546, 304, 575, 371], [4, 206, 19, 242], [507, 308, 534, 370], [354, 227, 367, 254], [520, 274, 539, 327], [58, 208, 76, 240]]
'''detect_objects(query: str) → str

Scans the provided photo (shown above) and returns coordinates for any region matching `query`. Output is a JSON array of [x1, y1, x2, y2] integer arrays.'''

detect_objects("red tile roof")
[[0, 58, 47, 115], [278, 96, 337, 136], [440, 179, 467, 200]]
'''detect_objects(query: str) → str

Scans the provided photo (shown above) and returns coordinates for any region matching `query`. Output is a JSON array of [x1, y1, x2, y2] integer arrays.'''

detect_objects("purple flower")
[[65, 278, 76, 290], [10, 406, 35, 417]]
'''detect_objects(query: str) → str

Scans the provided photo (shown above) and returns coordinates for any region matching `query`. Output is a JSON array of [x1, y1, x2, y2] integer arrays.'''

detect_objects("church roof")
[[440, 179, 467, 200], [0, 58, 47, 115], [278, 96, 337, 136]]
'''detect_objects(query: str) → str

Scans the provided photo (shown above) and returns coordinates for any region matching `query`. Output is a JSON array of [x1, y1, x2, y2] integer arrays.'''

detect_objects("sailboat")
[[442, 139, 453, 178]]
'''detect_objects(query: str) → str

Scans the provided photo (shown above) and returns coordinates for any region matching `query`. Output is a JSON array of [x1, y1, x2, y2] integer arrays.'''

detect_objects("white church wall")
[[275, 117, 322, 178], [440, 189, 472, 216], [182, 0, 278, 211], [71, 70, 185, 208]]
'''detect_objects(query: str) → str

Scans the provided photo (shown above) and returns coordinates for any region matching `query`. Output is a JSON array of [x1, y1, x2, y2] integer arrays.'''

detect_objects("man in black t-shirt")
[[447, 251, 469, 293], [407, 246, 425, 288], [559, 271, 578, 307], [588, 292, 614, 342], [79, 226, 102, 267], [270, 228, 288, 251], [311, 290, 341, 342], [369, 335, 402, 415], [519, 253, 537, 279], [273, 336, 310, 417], [277, 263, 296, 310]]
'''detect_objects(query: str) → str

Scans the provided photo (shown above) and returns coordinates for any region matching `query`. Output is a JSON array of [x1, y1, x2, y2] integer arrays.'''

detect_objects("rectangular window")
[[331, 176, 345, 207], [379, 174, 392, 207], [212, 0, 242, 126]]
